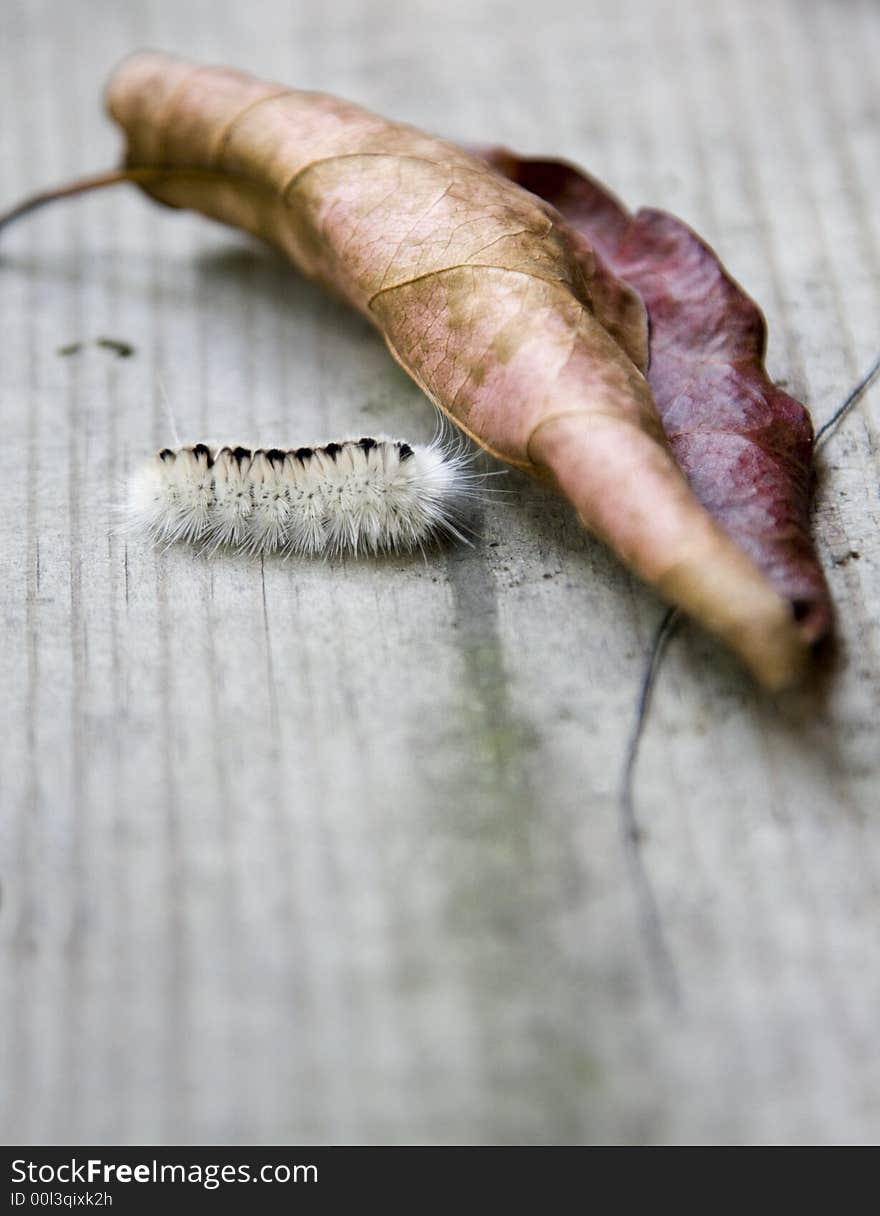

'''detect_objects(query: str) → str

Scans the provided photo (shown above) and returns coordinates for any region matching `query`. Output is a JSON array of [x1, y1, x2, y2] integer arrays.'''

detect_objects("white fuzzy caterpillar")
[[126, 436, 481, 557]]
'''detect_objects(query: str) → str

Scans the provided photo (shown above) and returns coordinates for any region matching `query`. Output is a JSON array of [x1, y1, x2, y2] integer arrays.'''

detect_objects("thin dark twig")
[[815, 349, 880, 447], [619, 606, 681, 1009], [615, 354, 880, 1009], [621, 607, 680, 822]]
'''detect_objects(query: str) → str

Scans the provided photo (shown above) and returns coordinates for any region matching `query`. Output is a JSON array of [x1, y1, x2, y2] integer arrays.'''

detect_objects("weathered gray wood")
[[1, 0, 878, 1145]]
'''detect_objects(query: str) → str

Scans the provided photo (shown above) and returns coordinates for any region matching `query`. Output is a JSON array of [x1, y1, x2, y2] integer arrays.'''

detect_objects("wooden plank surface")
[[1, 0, 878, 1145]]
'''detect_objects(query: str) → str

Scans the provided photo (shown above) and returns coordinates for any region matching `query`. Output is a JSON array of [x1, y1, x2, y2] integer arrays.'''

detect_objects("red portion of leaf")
[[480, 151, 831, 644]]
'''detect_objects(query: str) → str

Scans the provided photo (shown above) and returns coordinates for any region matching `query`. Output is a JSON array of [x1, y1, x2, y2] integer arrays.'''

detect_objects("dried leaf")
[[478, 151, 832, 646], [12, 51, 812, 687]]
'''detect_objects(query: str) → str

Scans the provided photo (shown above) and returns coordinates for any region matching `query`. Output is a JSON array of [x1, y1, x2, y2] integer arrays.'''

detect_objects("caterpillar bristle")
[[125, 436, 484, 558]]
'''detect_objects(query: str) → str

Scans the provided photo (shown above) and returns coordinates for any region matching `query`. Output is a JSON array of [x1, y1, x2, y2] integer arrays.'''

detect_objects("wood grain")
[[1, 0, 878, 1145]]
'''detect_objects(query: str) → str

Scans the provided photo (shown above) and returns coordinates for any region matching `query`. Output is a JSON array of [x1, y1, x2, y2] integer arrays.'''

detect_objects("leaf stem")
[[0, 166, 236, 235]]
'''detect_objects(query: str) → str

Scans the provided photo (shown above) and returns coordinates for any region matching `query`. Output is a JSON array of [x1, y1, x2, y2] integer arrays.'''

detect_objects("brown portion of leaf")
[[103, 51, 812, 686], [479, 151, 832, 645]]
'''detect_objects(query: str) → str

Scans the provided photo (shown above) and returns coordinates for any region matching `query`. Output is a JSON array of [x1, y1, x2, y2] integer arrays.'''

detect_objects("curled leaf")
[[3, 52, 815, 687], [479, 151, 832, 646]]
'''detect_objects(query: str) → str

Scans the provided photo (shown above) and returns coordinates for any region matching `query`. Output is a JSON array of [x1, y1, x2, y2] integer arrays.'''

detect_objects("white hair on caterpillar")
[[125, 435, 486, 557]]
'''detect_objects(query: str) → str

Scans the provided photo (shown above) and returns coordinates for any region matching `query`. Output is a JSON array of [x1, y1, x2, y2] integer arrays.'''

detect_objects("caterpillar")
[[126, 436, 481, 557]]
